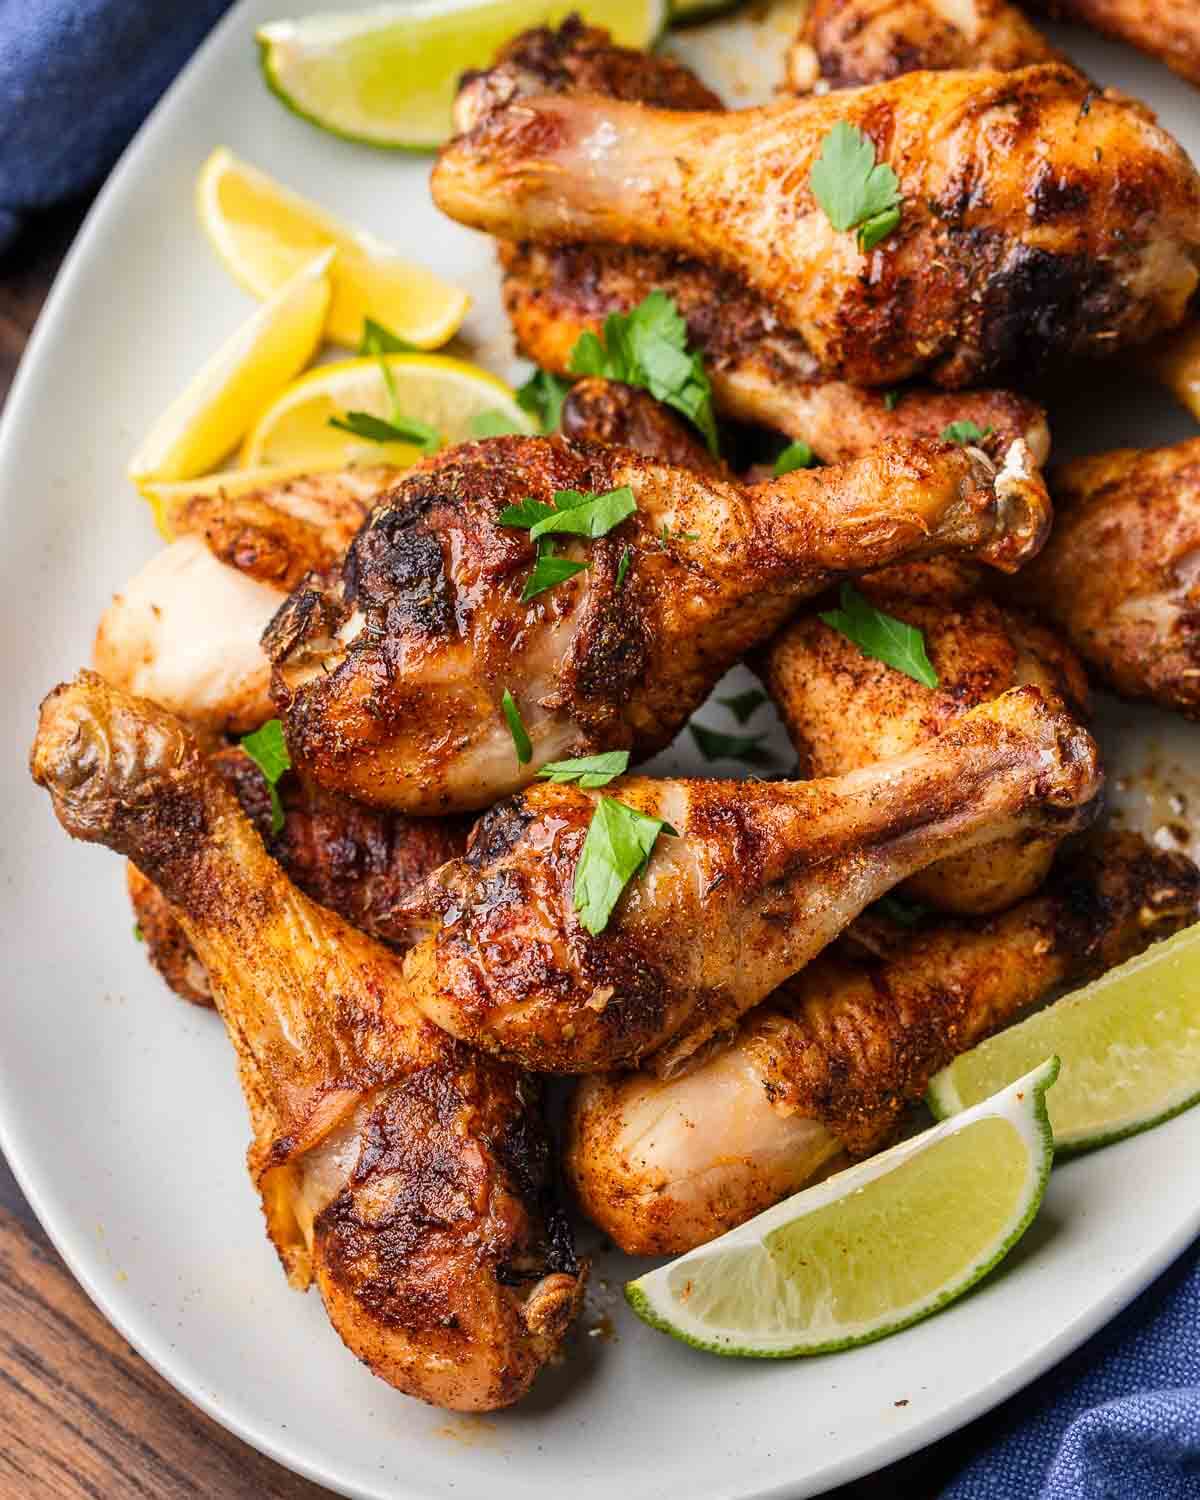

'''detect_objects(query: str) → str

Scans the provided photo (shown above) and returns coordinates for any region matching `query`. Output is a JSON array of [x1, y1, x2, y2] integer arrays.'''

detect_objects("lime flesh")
[[929, 922, 1200, 1152], [259, 0, 669, 150], [627, 1058, 1058, 1358]]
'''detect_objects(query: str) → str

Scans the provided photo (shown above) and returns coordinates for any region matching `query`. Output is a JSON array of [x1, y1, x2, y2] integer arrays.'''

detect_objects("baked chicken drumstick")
[[31, 672, 584, 1412], [434, 62, 1200, 388], [1027, 0, 1200, 89], [398, 685, 1101, 1074], [567, 833, 1199, 1255], [761, 559, 1091, 913], [265, 433, 1049, 814]]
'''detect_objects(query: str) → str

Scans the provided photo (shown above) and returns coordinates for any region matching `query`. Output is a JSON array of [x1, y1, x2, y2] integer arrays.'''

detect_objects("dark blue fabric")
[[0, 0, 231, 249], [3, 6, 1200, 1497]]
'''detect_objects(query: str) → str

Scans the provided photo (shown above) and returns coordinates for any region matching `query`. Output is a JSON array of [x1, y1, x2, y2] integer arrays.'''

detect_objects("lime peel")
[[626, 1057, 1058, 1359]]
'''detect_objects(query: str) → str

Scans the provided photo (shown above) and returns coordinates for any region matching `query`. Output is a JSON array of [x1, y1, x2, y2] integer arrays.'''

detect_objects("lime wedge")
[[258, 0, 669, 151], [626, 1059, 1058, 1357], [929, 922, 1200, 1153]]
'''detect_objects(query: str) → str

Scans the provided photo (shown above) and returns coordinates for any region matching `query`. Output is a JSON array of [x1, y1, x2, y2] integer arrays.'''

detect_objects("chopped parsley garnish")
[[499, 496, 556, 530], [573, 796, 678, 935], [521, 544, 590, 602], [329, 409, 440, 452], [941, 420, 995, 447], [240, 718, 292, 834], [132, 923, 144, 943], [358, 318, 417, 356], [809, 122, 903, 252], [774, 441, 817, 475], [717, 688, 768, 724], [689, 722, 775, 766], [528, 486, 636, 542], [517, 368, 571, 433], [883, 390, 901, 411], [615, 546, 633, 591], [471, 408, 526, 438], [872, 893, 929, 927], [537, 750, 630, 787], [501, 689, 532, 764], [569, 291, 719, 455], [819, 584, 939, 689]]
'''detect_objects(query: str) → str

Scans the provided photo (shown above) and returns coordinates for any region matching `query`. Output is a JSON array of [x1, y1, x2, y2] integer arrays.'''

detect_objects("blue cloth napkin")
[[3, 6, 1200, 1498], [0, 0, 231, 249]]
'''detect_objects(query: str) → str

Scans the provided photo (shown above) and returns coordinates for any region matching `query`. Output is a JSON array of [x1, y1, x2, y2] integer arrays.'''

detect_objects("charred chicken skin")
[[128, 747, 472, 1006], [263, 433, 1050, 814], [760, 558, 1091, 913], [566, 833, 1199, 1255], [31, 672, 584, 1412], [434, 57, 1200, 389], [1013, 437, 1200, 719], [94, 466, 392, 734], [398, 686, 1101, 1075]]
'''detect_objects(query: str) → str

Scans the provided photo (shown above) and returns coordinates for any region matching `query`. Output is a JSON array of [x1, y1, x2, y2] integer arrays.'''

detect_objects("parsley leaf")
[[615, 546, 633, 591], [568, 291, 719, 455], [132, 923, 144, 943], [521, 545, 590, 601], [573, 796, 678, 935], [810, 122, 903, 252], [774, 441, 817, 475], [872, 893, 929, 927], [529, 486, 636, 542], [537, 750, 630, 788], [240, 718, 292, 835], [329, 410, 440, 453], [517, 369, 571, 433], [883, 390, 901, 411], [499, 496, 556, 530], [689, 722, 775, 766], [717, 688, 768, 724], [472, 408, 526, 438], [359, 318, 417, 356], [819, 584, 939, 689], [501, 689, 532, 763], [941, 420, 995, 447]]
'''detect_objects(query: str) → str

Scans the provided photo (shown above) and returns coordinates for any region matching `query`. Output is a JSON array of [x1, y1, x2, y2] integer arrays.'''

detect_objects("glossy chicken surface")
[[1028, 0, 1200, 87], [94, 467, 392, 734], [265, 433, 1049, 814], [560, 377, 729, 477], [787, 0, 1055, 91], [1014, 438, 1200, 719], [761, 558, 1091, 912], [567, 833, 1199, 1254], [434, 60, 1200, 388], [128, 746, 472, 1006], [502, 242, 1051, 465], [31, 672, 583, 1411], [398, 687, 1101, 1074]]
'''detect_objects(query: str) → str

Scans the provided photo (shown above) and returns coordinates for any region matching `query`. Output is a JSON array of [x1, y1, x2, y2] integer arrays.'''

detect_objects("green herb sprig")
[[810, 122, 903, 252], [574, 797, 678, 935], [240, 719, 292, 834], [774, 441, 817, 476], [689, 722, 775, 766], [941, 420, 995, 447], [819, 584, 939, 689], [501, 690, 532, 763], [538, 751, 630, 787]]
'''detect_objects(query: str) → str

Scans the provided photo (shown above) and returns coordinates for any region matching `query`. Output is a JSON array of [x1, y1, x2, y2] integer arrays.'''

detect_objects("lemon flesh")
[[241, 352, 532, 468], [197, 148, 469, 348], [929, 922, 1200, 1152], [627, 1059, 1057, 1358], [257, 0, 668, 151], [128, 251, 332, 486]]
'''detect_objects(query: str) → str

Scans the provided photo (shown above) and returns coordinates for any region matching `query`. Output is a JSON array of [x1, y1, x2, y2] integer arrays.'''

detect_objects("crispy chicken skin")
[[1028, 0, 1200, 88], [567, 833, 1199, 1255], [501, 243, 1051, 465], [434, 60, 1200, 389], [263, 433, 1050, 814], [93, 467, 392, 734], [30, 673, 584, 1412], [397, 687, 1101, 1074], [1013, 438, 1200, 718], [760, 558, 1091, 913], [128, 747, 472, 1006], [561, 377, 729, 476], [787, 0, 1057, 92]]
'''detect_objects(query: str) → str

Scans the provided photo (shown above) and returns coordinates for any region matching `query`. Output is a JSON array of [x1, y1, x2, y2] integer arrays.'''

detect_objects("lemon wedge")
[[241, 353, 532, 468], [196, 147, 469, 349], [128, 250, 332, 487]]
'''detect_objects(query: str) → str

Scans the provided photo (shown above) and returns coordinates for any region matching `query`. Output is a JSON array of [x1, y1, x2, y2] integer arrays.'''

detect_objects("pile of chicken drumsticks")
[[30, 0, 1200, 1415]]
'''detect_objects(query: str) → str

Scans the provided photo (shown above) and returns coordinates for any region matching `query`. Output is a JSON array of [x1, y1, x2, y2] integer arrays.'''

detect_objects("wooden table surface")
[[0, 200, 958, 1500]]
